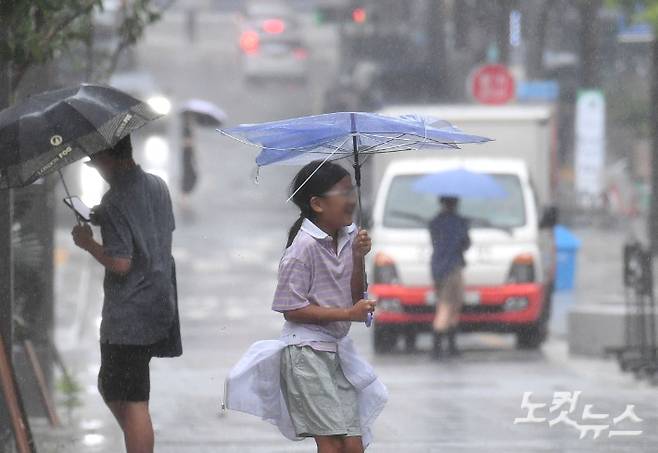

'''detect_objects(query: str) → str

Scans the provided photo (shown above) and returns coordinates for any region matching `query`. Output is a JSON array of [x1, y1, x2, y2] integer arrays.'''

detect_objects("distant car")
[[237, 1, 310, 83]]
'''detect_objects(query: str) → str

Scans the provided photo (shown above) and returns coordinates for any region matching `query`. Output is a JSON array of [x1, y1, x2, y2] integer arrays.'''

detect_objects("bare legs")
[[314, 435, 364, 453], [106, 401, 154, 453]]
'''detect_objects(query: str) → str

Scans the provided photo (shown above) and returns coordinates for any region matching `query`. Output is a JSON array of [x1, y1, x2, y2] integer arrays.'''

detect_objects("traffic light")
[[352, 7, 366, 24]]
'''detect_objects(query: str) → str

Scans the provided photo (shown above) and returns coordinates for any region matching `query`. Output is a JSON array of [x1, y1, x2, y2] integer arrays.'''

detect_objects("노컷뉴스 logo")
[[514, 391, 643, 439]]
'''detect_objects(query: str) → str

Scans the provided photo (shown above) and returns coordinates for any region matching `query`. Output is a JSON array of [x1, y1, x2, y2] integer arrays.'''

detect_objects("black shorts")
[[98, 343, 153, 402]]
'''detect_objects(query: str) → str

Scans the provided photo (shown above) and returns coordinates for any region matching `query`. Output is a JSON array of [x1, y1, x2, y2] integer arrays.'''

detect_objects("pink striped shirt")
[[272, 219, 357, 352]]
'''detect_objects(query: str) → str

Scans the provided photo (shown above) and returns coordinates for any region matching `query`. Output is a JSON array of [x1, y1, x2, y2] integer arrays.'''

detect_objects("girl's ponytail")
[[286, 215, 305, 248]]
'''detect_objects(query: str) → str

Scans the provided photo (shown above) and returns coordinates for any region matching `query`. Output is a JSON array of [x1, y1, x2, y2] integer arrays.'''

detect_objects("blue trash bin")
[[553, 225, 581, 292]]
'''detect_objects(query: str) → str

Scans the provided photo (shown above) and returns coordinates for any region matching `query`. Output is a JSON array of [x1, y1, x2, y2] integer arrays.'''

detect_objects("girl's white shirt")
[[223, 322, 388, 448]]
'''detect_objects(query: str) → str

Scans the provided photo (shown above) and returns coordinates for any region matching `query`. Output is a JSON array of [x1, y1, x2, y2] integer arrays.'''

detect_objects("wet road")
[[44, 8, 658, 453]]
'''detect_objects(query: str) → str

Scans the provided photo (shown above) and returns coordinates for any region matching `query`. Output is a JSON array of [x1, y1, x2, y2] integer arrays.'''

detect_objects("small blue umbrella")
[[413, 168, 508, 199]]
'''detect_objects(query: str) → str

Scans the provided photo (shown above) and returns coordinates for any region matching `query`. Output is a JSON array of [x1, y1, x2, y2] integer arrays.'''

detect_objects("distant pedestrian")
[[223, 161, 388, 453], [429, 196, 470, 359], [71, 136, 181, 453], [181, 111, 198, 196]]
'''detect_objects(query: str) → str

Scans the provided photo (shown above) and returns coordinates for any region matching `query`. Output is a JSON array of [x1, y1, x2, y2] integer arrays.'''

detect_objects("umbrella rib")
[[360, 132, 461, 146], [285, 136, 349, 202], [356, 133, 406, 153], [219, 129, 347, 153]]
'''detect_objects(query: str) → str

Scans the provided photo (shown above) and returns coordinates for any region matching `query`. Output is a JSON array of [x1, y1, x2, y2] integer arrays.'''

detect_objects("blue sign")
[[516, 80, 560, 102]]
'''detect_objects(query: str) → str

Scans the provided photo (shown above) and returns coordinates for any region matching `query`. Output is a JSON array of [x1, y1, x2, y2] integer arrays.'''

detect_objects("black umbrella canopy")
[[0, 83, 162, 189]]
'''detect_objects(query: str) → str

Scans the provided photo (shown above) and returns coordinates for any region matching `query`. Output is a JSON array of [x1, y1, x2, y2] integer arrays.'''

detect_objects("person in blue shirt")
[[429, 196, 471, 359]]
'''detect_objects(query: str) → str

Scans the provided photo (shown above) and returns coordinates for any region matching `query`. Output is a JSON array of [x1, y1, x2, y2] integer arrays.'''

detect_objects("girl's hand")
[[352, 229, 372, 259], [349, 299, 376, 322]]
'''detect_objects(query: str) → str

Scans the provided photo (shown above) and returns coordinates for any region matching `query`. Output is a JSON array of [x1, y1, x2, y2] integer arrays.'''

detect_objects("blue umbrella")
[[220, 112, 491, 216], [413, 168, 508, 199]]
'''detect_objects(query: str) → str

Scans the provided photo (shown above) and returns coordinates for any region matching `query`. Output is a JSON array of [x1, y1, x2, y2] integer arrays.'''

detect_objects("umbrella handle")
[[363, 288, 373, 327], [58, 170, 82, 226]]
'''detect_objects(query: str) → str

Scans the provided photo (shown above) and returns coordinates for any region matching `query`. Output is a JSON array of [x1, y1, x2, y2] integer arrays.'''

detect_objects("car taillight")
[[507, 254, 535, 284], [352, 7, 367, 24], [293, 48, 308, 60], [262, 18, 285, 34], [374, 252, 400, 284], [240, 30, 260, 54]]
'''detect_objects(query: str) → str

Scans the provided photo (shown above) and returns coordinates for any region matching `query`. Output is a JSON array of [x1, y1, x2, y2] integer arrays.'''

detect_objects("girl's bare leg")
[[343, 436, 364, 453], [315, 435, 343, 453]]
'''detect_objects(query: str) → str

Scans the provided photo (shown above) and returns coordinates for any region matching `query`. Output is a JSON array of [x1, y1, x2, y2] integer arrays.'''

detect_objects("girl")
[[224, 161, 387, 453], [274, 161, 375, 453]]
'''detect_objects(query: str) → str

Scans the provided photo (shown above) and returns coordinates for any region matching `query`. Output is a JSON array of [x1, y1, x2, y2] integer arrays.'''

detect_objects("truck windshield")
[[382, 174, 527, 229]]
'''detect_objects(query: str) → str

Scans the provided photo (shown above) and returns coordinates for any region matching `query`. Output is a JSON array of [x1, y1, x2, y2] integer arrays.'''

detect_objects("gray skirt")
[[280, 345, 361, 438]]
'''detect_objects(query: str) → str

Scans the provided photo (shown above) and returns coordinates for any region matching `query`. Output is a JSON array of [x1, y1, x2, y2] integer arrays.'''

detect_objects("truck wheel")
[[373, 325, 397, 353], [516, 318, 548, 349], [404, 328, 417, 352], [517, 286, 552, 349]]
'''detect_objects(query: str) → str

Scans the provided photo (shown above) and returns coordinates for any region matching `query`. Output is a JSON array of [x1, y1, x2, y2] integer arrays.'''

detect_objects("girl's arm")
[[351, 229, 372, 303], [351, 255, 366, 304], [284, 299, 375, 324]]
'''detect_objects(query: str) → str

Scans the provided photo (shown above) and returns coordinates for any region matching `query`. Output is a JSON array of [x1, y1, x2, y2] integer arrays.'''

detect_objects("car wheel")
[[373, 324, 397, 353]]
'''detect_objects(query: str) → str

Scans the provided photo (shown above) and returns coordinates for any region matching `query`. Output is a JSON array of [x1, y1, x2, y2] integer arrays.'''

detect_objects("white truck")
[[365, 104, 558, 352]]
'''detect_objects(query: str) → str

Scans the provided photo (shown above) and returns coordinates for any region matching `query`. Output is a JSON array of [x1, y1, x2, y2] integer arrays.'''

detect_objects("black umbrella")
[[0, 83, 162, 190]]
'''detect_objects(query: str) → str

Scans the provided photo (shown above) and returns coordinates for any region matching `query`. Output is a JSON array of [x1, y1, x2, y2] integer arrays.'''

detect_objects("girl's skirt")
[[280, 345, 361, 438]]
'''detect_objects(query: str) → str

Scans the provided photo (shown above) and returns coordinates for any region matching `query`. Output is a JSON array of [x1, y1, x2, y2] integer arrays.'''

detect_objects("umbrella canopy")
[[412, 168, 508, 199], [221, 112, 490, 168], [181, 99, 227, 128], [0, 83, 161, 189]]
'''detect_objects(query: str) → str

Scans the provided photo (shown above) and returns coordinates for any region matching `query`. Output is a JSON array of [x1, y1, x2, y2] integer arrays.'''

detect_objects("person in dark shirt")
[[71, 136, 180, 453], [429, 196, 471, 359]]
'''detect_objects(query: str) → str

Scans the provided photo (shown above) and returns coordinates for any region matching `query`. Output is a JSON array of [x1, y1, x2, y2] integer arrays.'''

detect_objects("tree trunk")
[[649, 39, 658, 254]]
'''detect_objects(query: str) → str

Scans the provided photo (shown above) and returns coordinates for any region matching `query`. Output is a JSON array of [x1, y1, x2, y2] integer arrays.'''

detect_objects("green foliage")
[[609, 0, 658, 28], [0, 0, 165, 92]]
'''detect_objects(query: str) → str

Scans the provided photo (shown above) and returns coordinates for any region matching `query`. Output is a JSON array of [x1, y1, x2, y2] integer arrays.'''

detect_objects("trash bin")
[[554, 225, 581, 292]]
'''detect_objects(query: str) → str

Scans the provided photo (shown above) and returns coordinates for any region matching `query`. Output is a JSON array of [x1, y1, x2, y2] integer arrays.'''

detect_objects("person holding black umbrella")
[[71, 135, 180, 453]]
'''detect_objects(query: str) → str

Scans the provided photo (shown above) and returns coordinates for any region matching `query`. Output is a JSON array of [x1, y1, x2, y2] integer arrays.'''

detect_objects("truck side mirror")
[[540, 206, 558, 229]]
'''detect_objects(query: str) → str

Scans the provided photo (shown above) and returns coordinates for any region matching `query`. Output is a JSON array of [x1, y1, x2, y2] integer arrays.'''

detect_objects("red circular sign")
[[470, 64, 515, 105]]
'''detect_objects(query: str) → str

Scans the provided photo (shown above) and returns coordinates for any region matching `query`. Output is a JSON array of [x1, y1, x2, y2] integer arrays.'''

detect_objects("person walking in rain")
[[180, 111, 198, 198], [429, 196, 471, 359], [223, 160, 387, 453], [71, 136, 181, 453]]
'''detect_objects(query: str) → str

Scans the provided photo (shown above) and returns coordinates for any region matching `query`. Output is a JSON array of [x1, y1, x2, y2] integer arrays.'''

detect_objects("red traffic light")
[[352, 7, 366, 24]]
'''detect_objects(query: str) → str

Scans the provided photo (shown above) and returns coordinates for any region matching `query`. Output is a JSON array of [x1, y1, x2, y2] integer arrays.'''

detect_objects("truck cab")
[[366, 105, 558, 352]]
